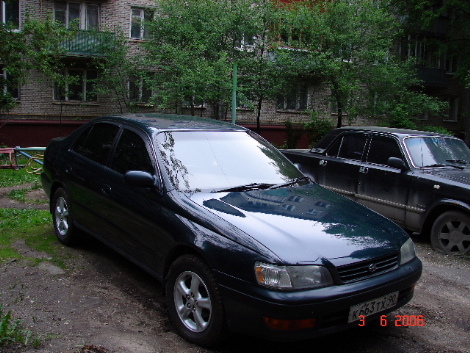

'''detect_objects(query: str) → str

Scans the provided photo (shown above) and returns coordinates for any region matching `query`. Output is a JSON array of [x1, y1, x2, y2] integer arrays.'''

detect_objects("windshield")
[[404, 136, 470, 168], [156, 131, 304, 192]]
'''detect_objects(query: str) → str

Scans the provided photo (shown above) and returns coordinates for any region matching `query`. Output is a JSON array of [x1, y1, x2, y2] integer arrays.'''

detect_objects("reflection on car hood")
[[189, 184, 407, 265]]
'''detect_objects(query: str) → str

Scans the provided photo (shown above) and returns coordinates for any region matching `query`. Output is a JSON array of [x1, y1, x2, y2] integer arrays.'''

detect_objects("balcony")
[[60, 30, 114, 57], [417, 67, 448, 88]]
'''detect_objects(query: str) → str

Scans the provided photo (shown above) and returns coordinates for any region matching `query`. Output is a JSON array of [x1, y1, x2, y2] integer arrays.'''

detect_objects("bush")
[[281, 120, 303, 149], [304, 112, 334, 147]]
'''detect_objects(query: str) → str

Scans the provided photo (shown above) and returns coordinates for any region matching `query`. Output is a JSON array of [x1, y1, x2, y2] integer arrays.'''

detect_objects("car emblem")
[[368, 263, 377, 272]]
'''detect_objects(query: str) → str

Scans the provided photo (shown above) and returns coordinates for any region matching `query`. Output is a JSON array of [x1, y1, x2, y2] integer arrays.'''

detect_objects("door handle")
[[319, 160, 327, 166], [359, 166, 368, 174], [101, 185, 112, 195]]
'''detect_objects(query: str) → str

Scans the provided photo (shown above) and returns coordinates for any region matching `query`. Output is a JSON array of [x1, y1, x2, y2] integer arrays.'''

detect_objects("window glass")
[[131, 8, 152, 39], [2, 69, 19, 99], [86, 4, 99, 29], [54, 69, 98, 101], [337, 134, 367, 160], [54, 2, 100, 30], [367, 136, 403, 165], [405, 136, 470, 167], [3, 0, 19, 27], [129, 74, 152, 103], [73, 123, 119, 165], [156, 131, 303, 192], [111, 129, 153, 174], [277, 84, 308, 111]]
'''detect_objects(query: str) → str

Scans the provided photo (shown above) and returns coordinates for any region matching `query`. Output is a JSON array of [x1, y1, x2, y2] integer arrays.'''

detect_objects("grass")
[[0, 306, 41, 349], [0, 167, 61, 349]]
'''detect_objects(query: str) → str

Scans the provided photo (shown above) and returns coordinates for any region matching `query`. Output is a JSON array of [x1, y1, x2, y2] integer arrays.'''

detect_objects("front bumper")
[[219, 257, 422, 341]]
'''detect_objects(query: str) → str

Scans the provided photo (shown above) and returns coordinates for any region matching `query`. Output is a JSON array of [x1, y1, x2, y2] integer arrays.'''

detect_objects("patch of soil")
[[0, 185, 469, 353], [0, 183, 48, 210]]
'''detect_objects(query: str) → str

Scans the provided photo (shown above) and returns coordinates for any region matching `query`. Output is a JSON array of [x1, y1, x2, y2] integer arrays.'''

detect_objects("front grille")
[[336, 253, 399, 283]]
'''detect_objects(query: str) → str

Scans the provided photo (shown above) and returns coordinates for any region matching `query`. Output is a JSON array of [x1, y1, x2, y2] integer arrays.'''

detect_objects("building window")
[[1, 0, 19, 28], [131, 7, 153, 40], [277, 84, 309, 111], [55, 2, 100, 30], [129, 75, 152, 103], [1, 69, 19, 99], [445, 97, 459, 122], [54, 69, 98, 102]]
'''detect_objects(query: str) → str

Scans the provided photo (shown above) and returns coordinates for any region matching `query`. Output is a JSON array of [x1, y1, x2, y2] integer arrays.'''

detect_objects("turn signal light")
[[263, 317, 317, 331]]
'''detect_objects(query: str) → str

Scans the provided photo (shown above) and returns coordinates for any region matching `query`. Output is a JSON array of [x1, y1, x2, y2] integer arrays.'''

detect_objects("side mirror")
[[294, 163, 303, 172], [124, 170, 158, 188], [387, 157, 408, 171]]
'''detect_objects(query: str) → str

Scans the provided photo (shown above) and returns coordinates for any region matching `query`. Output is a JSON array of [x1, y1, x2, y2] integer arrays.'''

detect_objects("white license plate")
[[348, 291, 399, 323]]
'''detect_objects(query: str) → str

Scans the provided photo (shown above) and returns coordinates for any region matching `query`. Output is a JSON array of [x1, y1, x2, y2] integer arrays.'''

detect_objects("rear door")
[[67, 122, 120, 236], [316, 132, 368, 200], [357, 134, 410, 227]]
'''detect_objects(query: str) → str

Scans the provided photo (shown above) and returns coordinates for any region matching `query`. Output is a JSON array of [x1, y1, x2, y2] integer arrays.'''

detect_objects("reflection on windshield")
[[404, 136, 470, 168], [156, 131, 303, 192]]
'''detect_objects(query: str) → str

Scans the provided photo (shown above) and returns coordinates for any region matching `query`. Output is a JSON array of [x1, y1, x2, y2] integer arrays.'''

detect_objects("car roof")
[[313, 126, 455, 152], [98, 113, 246, 132], [333, 126, 449, 138]]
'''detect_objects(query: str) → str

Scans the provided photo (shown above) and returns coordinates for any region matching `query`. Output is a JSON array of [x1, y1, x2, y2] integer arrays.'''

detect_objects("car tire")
[[430, 211, 470, 255], [165, 255, 226, 347], [52, 188, 78, 246]]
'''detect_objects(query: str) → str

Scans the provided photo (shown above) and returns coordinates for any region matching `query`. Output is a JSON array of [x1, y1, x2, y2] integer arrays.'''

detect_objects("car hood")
[[421, 166, 470, 186], [188, 184, 408, 265]]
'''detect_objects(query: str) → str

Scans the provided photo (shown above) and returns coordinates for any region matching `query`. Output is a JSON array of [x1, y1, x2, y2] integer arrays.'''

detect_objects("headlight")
[[255, 262, 334, 290], [400, 238, 416, 265]]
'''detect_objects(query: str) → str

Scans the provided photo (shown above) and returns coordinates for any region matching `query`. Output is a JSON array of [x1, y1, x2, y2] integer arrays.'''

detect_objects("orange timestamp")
[[358, 314, 426, 327]]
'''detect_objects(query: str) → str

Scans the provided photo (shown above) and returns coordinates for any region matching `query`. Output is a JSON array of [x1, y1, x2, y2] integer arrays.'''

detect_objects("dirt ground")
[[0, 185, 469, 353]]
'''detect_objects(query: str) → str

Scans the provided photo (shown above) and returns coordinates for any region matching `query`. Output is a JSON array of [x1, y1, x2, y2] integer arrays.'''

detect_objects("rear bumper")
[[219, 257, 422, 341]]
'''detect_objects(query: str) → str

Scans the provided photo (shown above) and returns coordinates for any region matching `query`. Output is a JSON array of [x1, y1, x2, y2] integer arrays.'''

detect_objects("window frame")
[[130, 7, 153, 40], [54, 1, 100, 30], [1, 0, 19, 28], [129, 74, 153, 104], [54, 68, 98, 102], [1, 68, 19, 100]]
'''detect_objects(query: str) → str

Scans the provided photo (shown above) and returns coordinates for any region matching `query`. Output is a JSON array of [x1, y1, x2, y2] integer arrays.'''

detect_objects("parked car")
[[41, 115, 422, 346], [282, 126, 470, 255]]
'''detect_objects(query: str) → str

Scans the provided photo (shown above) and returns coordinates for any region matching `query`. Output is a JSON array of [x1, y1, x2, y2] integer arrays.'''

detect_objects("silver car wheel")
[[431, 211, 470, 255], [55, 196, 69, 237], [173, 271, 212, 333]]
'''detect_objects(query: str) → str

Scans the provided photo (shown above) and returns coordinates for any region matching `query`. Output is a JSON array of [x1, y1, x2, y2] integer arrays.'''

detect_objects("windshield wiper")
[[268, 176, 311, 190], [423, 163, 464, 170], [211, 183, 275, 193]]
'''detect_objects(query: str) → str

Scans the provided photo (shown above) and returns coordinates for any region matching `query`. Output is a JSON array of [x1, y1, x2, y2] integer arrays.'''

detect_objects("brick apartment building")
[[0, 0, 469, 147], [1, 0, 331, 147]]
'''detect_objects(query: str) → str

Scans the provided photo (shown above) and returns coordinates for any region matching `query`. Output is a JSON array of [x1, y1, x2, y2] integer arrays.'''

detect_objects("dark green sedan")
[[41, 114, 422, 347]]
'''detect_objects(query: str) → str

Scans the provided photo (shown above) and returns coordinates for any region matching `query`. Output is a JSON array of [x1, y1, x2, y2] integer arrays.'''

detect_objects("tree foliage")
[[272, 0, 444, 128], [0, 18, 75, 112], [144, 0, 281, 120]]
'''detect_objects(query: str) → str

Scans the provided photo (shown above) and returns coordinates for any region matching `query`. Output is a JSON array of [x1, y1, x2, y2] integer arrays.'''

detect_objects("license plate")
[[348, 291, 399, 323]]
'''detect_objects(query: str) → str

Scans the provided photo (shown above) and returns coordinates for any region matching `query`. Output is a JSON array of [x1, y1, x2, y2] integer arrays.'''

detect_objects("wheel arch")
[[48, 181, 65, 213], [421, 199, 470, 237], [162, 245, 209, 291]]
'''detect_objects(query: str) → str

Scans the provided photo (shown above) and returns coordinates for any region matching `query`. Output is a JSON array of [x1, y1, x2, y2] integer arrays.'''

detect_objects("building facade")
[[0, 0, 468, 147]]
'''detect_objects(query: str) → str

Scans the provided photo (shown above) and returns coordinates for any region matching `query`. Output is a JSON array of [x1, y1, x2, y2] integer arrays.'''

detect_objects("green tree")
[[144, 0, 281, 122], [0, 17, 75, 112], [272, 0, 444, 128]]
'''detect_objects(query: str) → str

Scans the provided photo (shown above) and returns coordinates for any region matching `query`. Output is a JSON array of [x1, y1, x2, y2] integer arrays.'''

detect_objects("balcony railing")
[[60, 30, 115, 57]]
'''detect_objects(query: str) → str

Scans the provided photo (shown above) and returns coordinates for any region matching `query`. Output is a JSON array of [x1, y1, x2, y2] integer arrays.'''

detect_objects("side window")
[[336, 134, 367, 160], [366, 136, 403, 165], [111, 129, 153, 175], [73, 123, 119, 165]]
